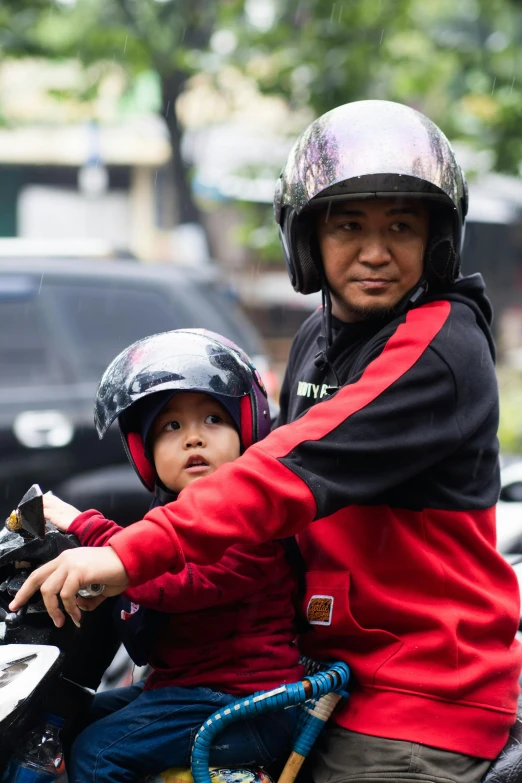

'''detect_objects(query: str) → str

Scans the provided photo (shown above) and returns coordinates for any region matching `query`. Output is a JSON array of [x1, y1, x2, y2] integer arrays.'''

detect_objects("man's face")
[[150, 392, 240, 493], [315, 197, 430, 322]]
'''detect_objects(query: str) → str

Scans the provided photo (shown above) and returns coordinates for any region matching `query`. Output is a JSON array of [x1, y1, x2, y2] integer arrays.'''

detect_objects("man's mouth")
[[185, 455, 210, 472], [354, 278, 394, 290]]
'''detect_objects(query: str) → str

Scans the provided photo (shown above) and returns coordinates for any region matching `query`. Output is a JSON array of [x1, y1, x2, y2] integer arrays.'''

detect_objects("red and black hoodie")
[[110, 274, 522, 759]]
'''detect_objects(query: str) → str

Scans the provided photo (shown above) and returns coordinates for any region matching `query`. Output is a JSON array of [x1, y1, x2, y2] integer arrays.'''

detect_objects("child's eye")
[[164, 420, 180, 431], [205, 414, 222, 425]]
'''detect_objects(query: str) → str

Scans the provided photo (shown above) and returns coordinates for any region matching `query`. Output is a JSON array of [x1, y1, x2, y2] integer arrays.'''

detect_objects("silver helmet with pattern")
[[274, 100, 468, 295]]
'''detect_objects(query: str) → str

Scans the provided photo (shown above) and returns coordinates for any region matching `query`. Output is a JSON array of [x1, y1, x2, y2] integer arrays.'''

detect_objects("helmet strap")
[[314, 278, 340, 394], [155, 482, 178, 506], [392, 277, 429, 318]]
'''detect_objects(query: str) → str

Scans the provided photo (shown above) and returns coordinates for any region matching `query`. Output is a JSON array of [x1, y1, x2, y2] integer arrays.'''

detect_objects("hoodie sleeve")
[[69, 510, 123, 546], [109, 301, 495, 585], [124, 541, 291, 613], [70, 512, 290, 614]]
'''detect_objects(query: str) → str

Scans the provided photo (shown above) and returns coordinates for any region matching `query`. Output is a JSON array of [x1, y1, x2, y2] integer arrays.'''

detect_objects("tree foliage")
[[0, 0, 225, 224], [222, 0, 522, 176], [1, 0, 522, 233]]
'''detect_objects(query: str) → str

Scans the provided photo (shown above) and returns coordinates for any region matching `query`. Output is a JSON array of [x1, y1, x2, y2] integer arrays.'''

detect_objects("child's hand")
[[43, 492, 81, 532]]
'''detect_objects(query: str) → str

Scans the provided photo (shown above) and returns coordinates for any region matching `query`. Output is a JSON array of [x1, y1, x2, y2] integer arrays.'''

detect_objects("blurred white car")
[[497, 459, 522, 554]]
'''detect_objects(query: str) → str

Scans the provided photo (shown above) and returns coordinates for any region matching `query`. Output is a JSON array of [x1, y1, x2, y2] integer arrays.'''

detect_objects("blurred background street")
[[1, 0, 522, 521]]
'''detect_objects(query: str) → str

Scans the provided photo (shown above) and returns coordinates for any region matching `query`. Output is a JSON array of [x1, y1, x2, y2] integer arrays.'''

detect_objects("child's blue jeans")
[[68, 682, 297, 783]]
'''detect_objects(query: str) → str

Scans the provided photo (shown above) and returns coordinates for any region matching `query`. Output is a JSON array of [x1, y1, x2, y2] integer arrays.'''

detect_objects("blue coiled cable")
[[191, 662, 350, 783]]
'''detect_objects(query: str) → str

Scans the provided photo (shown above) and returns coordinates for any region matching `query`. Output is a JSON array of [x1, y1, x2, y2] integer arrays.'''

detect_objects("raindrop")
[[155, 171, 158, 186], [491, 77, 496, 95], [510, 77, 516, 95], [38, 274, 44, 295], [165, 100, 171, 118], [379, 29, 384, 45], [123, 35, 128, 54], [330, 2, 337, 23]]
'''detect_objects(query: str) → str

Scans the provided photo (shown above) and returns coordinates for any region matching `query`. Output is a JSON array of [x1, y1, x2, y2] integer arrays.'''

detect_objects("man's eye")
[[165, 420, 180, 431], [205, 414, 222, 425], [391, 222, 410, 232], [341, 221, 361, 231]]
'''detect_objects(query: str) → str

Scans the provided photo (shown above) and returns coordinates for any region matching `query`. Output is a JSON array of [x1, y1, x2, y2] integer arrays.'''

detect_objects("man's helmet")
[[94, 329, 270, 490], [274, 99, 468, 295]]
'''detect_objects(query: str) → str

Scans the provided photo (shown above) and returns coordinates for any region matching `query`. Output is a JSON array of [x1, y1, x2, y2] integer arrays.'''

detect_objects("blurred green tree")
[[1, 0, 522, 228], [220, 0, 522, 174], [216, 0, 522, 262], [0, 0, 223, 225]]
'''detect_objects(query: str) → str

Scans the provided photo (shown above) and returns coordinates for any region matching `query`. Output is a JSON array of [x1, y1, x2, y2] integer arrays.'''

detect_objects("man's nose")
[[358, 234, 392, 265]]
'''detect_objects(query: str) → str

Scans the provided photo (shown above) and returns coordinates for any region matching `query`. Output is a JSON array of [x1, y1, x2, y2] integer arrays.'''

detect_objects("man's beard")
[[334, 296, 397, 323], [349, 302, 396, 322]]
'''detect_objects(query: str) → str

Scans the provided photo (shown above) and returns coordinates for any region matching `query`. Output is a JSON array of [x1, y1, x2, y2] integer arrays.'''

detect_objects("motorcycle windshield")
[[95, 330, 253, 438]]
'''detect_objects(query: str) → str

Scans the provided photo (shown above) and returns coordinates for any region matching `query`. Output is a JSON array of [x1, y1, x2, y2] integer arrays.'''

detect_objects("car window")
[[193, 282, 262, 356], [49, 281, 197, 380], [0, 286, 71, 387]]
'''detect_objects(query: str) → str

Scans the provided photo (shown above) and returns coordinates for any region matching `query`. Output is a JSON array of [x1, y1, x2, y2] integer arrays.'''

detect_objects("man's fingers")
[[9, 561, 55, 610], [58, 573, 85, 626], [39, 572, 69, 627], [9, 547, 128, 628], [77, 595, 106, 612]]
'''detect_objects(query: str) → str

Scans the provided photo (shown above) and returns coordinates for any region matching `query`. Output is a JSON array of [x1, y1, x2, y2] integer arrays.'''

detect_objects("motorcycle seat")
[[482, 695, 522, 782]]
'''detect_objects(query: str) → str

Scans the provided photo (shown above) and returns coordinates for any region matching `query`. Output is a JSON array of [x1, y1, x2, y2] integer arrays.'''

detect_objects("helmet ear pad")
[[123, 430, 156, 491], [280, 209, 323, 295], [424, 205, 461, 284]]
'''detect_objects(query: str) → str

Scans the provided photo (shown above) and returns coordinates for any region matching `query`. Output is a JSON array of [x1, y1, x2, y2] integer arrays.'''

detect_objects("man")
[[12, 100, 522, 783]]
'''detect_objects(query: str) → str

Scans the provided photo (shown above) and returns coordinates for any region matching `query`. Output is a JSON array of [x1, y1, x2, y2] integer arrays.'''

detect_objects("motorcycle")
[[1, 485, 522, 783], [0, 485, 349, 783]]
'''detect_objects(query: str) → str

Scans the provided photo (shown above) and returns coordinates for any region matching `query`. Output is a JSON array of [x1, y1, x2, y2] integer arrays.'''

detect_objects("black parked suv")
[[0, 259, 268, 524]]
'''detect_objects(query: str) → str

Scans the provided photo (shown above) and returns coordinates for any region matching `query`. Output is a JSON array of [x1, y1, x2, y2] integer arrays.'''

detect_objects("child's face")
[[149, 392, 241, 493]]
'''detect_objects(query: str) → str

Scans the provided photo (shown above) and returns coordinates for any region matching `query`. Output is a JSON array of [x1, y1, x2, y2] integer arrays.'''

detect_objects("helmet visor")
[[95, 331, 253, 438]]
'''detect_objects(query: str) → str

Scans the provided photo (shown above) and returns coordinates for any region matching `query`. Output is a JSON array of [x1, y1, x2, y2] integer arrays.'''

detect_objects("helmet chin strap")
[[392, 277, 429, 317], [155, 481, 178, 506], [314, 277, 340, 393]]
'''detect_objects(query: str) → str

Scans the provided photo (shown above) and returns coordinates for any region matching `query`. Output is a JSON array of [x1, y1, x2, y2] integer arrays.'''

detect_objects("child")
[[44, 329, 303, 783]]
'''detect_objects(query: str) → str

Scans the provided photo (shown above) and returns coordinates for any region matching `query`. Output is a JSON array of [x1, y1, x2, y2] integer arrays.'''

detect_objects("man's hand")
[[9, 546, 129, 628], [43, 492, 81, 532]]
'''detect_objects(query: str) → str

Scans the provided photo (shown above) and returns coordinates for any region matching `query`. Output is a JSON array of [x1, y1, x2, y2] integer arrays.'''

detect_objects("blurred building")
[[0, 119, 171, 261]]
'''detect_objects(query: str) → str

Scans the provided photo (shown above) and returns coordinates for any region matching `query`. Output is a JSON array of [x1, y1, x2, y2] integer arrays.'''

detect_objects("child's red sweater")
[[70, 510, 303, 695]]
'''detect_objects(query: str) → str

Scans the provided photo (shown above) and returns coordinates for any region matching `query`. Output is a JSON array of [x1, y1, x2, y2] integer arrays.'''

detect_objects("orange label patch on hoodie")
[[307, 595, 334, 626]]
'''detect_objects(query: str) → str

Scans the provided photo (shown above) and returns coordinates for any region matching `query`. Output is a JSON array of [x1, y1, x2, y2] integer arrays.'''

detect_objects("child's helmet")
[[273, 99, 468, 294], [94, 329, 271, 490]]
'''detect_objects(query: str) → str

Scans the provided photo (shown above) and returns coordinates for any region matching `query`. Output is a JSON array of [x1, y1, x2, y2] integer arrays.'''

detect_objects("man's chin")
[[334, 294, 399, 323]]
